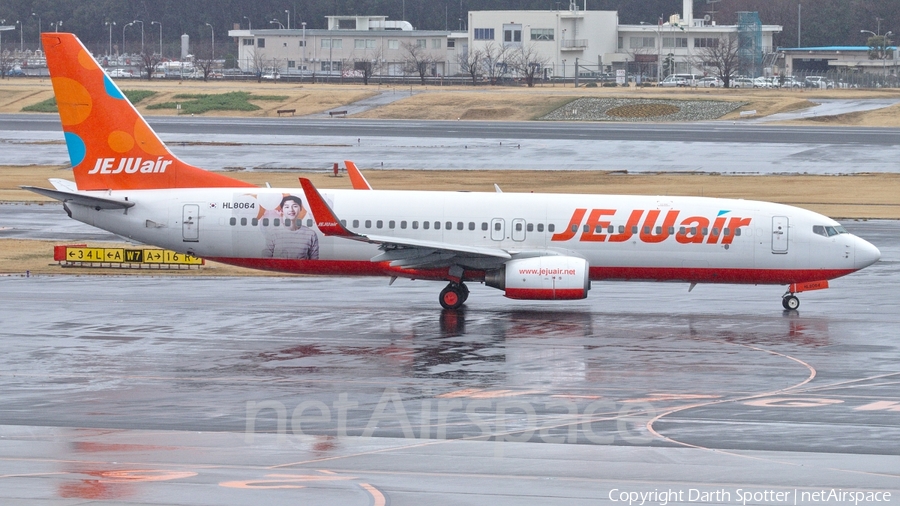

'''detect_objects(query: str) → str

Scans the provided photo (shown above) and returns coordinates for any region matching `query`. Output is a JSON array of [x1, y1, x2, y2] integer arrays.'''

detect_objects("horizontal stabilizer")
[[21, 185, 135, 209]]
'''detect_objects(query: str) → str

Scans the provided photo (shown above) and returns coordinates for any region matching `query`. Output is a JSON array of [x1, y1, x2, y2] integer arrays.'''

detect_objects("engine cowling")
[[485, 256, 590, 300]]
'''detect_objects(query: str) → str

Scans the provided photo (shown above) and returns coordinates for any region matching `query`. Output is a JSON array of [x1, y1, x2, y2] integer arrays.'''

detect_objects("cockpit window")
[[813, 225, 849, 237]]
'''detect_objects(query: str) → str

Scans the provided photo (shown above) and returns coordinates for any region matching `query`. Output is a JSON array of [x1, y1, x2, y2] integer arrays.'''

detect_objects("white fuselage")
[[64, 187, 878, 284]]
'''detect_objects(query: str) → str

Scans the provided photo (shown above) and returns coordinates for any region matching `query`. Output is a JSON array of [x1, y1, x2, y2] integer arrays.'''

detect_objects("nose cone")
[[854, 236, 881, 270]]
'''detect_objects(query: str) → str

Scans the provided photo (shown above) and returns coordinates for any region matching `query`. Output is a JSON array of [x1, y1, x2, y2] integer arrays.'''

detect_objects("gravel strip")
[[541, 97, 746, 122]]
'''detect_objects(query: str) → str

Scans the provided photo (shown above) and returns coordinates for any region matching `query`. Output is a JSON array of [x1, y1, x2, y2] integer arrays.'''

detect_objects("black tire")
[[782, 295, 800, 310], [439, 284, 464, 310], [459, 283, 470, 303]]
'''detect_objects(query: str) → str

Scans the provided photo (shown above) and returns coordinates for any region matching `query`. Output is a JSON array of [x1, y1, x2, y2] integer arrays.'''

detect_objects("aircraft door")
[[511, 218, 526, 241], [491, 218, 505, 241], [183, 204, 199, 242], [772, 216, 788, 253]]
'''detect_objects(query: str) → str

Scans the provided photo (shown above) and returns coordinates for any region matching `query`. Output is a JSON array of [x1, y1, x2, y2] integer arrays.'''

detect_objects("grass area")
[[20, 89, 157, 112], [145, 91, 289, 114]]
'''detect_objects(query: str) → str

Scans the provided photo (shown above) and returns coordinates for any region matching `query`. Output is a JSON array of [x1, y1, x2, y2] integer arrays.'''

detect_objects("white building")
[[227, 2, 782, 81], [229, 15, 453, 78]]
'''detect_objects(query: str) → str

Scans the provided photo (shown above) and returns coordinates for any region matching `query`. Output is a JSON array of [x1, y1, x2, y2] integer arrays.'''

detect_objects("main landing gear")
[[782, 293, 800, 310], [439, 282, 469, 310]]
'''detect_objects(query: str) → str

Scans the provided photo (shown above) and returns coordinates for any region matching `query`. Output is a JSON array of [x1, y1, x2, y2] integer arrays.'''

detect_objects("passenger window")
[[400, 221, 407, 229], [274, 218, 281, 227], [702, 227, 708, 235], [457, 222, 464, 230], [668, 227, 675, 234], [712, 227, 719, 236], [548, 224, 555, 232], [469, 222, 475, 230], [582, 224, 589, 233], [494, 222, 502, 231], [241, 217, 247, 226], [537, 223, 544, 232], [481, 222, 488, 231], [376, 220, 383, 229], [434, 221, 441, 230], [631, 226, 638, 234], [229, 217, 236, 226], [655, 226, 662, 234], [572, 224, 578, 233], [608, 225, 615, 234], [353, 219, 359, 228], [735, 228, 742, 236], [284, 219, 291, 227], [691, 227, 697, 235], [365, 220, 372, 228], [423, 221, 430, 230], [412, 221, 419, 229], [252, 218, 259, 226], [516, 223, 523, 231], [340, 219, 346, 226], [724, 228, 731, 236], [527, 223, 534, 232], [619, 225, 625, 233], [446, 221, 452, 230], [679, 227, 686, 235], [263, 218, 269, 226], [389, 220, 395, 229]]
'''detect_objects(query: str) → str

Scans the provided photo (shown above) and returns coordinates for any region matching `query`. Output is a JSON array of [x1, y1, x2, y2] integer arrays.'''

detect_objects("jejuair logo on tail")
[[551, 208, 752, 245], [88, 157, 174, 175]]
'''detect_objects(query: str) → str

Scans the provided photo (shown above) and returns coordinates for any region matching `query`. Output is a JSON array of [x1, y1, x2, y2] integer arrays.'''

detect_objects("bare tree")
[[250, 50, 267, 83], [349, 46, 383, 85], [693, 35, 740, 88], [457, 46, 484, 86], [508, 44, 550, 87], [140, 50, 162, 80], [193, 41, 216, 82], [0, 50, 13, 80], [480, 42, 511, 85], [401, 40, 435, 85], [628, 47, 658, 84]]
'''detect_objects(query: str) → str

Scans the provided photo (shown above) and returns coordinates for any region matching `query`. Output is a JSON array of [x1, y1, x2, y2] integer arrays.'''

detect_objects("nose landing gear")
[[782, 293, 800, 310], [439, 282, 469, 310]]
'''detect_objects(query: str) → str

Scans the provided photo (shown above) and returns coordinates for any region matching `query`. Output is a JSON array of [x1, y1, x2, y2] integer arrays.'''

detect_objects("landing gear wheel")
[[458, 283, 470, 303], [440, 283, 465, 310], [782, 295, 800, 310]]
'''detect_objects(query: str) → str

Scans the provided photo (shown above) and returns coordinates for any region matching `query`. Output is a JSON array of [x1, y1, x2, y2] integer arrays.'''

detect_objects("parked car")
[[261, 72, 280, 81], [730, 77, 754, 88], [3, 67, 25, 77], [658, 75, 688, 87], [805, 76, 834, 89], [781, 76, 804, 88], [697, 76, 724, 88], [752, 76, 774, 88], [107, 68, 134, 78]]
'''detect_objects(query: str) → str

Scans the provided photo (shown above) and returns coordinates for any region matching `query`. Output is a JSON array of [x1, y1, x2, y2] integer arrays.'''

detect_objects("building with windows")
[[227, 2, 781, 81], [230, 15, 453, 78]]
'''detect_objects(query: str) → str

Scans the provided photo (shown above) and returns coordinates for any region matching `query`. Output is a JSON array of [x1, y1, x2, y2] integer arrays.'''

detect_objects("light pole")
[[285, 10, 290, 30], [269, 19, 284, 29], [862, 28, 893, 80], [151, 21, 162, 57], [31, 13, 41, 52], [301, 21, 307, 76], [243, 16, 251, 30], [16, 20, 23, 52], [50, 21, 62, 31], [105, 21, 115, 57], [123, 22, 132, 55], [204, 22, 214, 60], [132, 20, 144, 54]]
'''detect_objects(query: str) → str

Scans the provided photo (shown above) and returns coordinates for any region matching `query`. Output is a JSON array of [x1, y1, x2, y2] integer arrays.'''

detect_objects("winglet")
[[299, 178, 359, 238], [345, 160, 373, 190]]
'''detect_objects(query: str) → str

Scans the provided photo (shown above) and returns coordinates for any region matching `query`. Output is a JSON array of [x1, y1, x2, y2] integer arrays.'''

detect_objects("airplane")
[[24, 33, 881, 311]]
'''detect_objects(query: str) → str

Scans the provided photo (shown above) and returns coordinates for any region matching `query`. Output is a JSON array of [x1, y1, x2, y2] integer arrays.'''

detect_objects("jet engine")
[[485, 256, 590, 300]]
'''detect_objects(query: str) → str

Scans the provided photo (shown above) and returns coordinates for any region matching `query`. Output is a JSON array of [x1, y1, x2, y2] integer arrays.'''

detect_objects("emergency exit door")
[[772, 216, 788, 253], [183, 204, 199, 242]]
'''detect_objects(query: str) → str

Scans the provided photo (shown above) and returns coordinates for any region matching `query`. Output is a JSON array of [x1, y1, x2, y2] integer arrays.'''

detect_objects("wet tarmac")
[[1, 206, 899, 504], [3, 114, 900, 174]]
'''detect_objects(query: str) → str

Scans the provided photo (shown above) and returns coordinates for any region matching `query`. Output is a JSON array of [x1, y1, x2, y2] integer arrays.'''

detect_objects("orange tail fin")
[[42, 32, 254, 191]]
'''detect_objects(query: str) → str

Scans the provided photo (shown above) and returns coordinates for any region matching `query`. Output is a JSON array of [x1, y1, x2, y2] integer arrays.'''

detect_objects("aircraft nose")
[[854, 236, 881, 270]]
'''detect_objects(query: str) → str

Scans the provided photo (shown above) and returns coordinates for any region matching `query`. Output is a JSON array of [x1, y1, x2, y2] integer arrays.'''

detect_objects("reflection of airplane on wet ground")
[[25, 33, 881, 310]]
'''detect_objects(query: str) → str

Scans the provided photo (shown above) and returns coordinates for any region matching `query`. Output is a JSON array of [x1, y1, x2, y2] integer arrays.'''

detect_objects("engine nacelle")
[[485, 256, 590, 300]]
